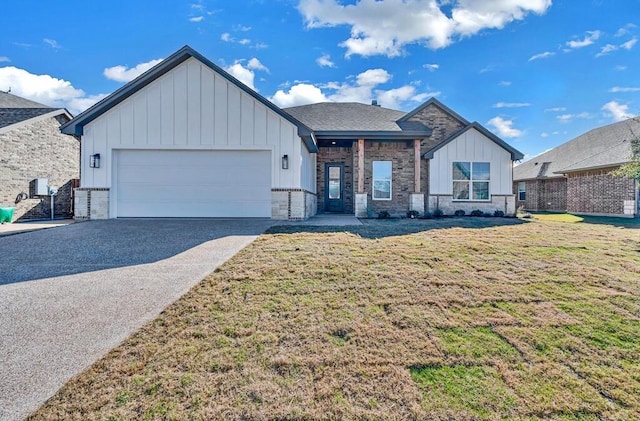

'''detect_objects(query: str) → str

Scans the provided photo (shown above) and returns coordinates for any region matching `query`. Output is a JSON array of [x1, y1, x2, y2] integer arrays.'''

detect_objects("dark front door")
[[325, 163, 344, 212]]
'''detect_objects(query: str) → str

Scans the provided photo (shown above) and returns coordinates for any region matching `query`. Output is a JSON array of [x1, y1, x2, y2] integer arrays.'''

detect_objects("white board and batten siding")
[[429, 127, 513, 195], [80, 57, 314, 203]]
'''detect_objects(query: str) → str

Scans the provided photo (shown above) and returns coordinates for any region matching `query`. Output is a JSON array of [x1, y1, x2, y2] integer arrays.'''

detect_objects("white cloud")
[[221, 32, 232, 42], [609, 86, 640, 93], [487, 116, 522, 138], [316, 53, 336, 68], [103, 58, 163, 83], [271, 67, 430, 109], [596, 38, 637, 57], [493, 102, 531, 108], [238, 39, 251, 45], [615, 65, 627, 71], [498, 81, 511, 87], [423, 63, 439, 72], [529, 51, 555, 61], [545, 107, 566, 112], [556, 112, 591, 122], [234, 25, 252, 32], [0, 66, 107, 114], [271, 83, 328, 107], [189, 16, 204, 22], [224, 58, 270, 91], [565, 30, 601, 49], [541, 132, 548, 138], [615, 23, 637, 37], [411, 91, 441, 102], [43, 38, 61, 49], [602, 101, 633, 122], [298, 0, 552, 57], [247, 57, 269, 72], [0, 56, 9, 63]]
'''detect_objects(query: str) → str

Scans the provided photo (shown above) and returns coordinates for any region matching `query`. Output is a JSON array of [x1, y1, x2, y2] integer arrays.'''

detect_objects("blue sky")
[[1, 0, 639, 160]]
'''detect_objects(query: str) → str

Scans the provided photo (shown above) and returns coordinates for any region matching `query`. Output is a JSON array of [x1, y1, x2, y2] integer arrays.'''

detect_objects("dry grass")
[[30, 217, 640, 420]]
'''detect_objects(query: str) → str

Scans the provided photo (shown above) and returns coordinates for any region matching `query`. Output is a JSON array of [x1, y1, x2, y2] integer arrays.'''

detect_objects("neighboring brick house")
[[513, 118, 640, 217], [61, 45, 523, 220], [0, 91, 78, 221]]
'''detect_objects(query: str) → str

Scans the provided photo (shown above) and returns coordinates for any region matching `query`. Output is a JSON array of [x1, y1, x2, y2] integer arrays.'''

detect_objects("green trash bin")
[[0, 207, 15, 223]]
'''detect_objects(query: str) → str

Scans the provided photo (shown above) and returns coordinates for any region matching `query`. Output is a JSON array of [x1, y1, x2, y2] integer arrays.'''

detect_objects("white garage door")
[[114, 150, 271, 217]]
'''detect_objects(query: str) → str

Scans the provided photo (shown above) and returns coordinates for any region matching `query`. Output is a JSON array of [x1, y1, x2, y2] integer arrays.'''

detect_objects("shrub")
[[493, 210, 505, 217], [377, 210, 391, 219], [454, 209, 466, 217], [421, 211, 434, 219], [483, 212, 493, 217], [470, 209, 483, 217], [407, 210, 420, 219], [433, 209, 445, 218]]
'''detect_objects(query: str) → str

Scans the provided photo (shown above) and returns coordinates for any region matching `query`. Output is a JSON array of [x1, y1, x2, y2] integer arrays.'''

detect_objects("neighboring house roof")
[[514, 117, 639, 180], [0, 91, 50, 108], [60, 45, 318, 152], [423, 122, 524, 161], [0, 108, 56, 129]]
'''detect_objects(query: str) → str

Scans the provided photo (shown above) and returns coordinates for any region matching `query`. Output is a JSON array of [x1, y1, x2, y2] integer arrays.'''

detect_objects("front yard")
[[30, 217, 640, 420]]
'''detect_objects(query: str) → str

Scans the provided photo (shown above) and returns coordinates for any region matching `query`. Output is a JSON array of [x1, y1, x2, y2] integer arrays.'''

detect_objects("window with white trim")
[[452, 162, 490, 201], [518, 181, 526, 201], [372, 161, 392, 200]]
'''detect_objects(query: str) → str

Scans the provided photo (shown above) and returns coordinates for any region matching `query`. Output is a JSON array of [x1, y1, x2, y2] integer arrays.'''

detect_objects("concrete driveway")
[[0, 218, 274, 421]]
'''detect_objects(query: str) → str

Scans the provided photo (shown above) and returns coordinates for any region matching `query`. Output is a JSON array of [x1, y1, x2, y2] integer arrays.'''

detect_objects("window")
[[372, 161, 392, 200], [518, 181, 526, 201], [452, 162, 490, 201]]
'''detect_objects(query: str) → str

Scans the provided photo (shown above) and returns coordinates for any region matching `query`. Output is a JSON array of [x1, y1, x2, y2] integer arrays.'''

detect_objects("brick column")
[[355, 138, 368, 217], [414, 139, 421, 193]]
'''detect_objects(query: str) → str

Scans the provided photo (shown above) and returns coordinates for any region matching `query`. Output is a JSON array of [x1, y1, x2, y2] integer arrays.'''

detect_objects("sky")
[[1, 0, 639, 161]]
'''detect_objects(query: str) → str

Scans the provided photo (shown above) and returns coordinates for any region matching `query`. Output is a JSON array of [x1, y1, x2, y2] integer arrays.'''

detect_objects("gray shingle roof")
[[0, 91, 50, 108], [0, 108, 56, 129], [514, 117, 639, 180], [284, 102, 407, 131]]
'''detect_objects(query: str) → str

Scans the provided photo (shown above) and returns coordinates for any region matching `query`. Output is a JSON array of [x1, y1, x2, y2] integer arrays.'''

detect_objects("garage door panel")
[[115, 150, 271, 217]]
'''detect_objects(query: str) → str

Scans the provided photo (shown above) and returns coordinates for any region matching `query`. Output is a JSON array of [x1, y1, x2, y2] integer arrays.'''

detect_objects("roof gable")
[[0, 108, 72, 134], [60, 45, 317, 152], [423, 122, 524, 161], [398, 97, 470, 126]]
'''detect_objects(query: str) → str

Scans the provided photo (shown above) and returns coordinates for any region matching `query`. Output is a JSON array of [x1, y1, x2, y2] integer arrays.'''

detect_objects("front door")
[[325, 163, 344, 212]]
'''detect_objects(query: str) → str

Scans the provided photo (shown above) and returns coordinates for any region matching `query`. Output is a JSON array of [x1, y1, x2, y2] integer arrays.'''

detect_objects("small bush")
[[377, 210, 391, 219], [454, 209, 466, 217], [407, 210, 420, 219], [433, 209, 445, 218], [470, 209, 483, 217], [421, 211, 434, 219], [483, 212, 493, 217], [493, 210, 505, 217]]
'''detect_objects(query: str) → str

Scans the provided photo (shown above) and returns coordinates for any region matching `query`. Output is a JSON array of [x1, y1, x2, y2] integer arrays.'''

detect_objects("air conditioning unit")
[[34, 178, 49, 196]]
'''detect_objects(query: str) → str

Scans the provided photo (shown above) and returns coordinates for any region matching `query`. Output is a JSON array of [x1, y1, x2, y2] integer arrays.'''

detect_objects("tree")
[[611, 116, 640, 179]]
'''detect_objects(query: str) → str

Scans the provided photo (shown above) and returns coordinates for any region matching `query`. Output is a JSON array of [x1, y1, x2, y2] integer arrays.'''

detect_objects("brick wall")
[[514, 178, 567, 212], [0, 116, 79, 221], [566, 168, 637, 215], [316, 146, 354, 213], [354, 141, 416, 215]]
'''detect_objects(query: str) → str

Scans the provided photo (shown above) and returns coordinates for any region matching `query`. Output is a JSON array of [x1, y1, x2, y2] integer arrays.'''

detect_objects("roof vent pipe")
[[371, 100, 380, 107]]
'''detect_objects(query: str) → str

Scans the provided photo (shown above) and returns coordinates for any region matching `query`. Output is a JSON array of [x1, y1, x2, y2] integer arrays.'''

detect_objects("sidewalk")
[[0, 219, 75, 237]]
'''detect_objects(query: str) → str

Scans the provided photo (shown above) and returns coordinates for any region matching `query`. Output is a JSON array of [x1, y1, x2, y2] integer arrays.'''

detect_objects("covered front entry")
[[113, 149, 272, 218], [324, 163, 345, 212]]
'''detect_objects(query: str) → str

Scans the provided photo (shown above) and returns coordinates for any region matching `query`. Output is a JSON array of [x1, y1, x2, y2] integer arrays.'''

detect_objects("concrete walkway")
[[0, 219, 274, 421], [0, 219, 74, 238]]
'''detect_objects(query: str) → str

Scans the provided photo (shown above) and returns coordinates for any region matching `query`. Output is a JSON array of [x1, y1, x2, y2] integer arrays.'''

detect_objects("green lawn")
[[30, 217, 640, 420]]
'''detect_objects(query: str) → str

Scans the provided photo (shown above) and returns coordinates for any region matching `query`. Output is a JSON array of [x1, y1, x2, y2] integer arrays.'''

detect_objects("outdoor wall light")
[[282, 154, 289, 170], [90, 153, 101, 169]]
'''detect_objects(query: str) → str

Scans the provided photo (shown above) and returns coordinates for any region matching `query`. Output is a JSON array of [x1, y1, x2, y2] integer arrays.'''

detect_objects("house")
[[61, 45, 523, 220], [513, 118, 640, 217], [0, 91, 77, 221]]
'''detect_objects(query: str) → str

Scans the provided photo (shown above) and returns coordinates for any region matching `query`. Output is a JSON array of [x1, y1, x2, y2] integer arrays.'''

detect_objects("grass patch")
[[29, 218, 640, 420]]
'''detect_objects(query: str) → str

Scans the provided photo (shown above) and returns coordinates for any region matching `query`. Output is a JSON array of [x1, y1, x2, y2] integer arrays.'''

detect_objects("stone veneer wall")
[[429, 194, 516, 216], [74, 188, 110, 220], [271, 189, 317, 220], [0, 115, 79, 221], [316, 146, 354, 214], [566, 168, 638, 216], [353, 141, 416, 215]]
